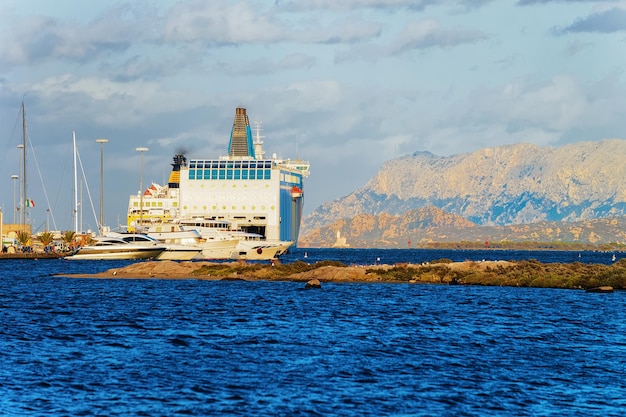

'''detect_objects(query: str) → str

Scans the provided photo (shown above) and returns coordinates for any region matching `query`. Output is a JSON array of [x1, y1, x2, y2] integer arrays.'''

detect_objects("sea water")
[[1, 250, 625, 416]]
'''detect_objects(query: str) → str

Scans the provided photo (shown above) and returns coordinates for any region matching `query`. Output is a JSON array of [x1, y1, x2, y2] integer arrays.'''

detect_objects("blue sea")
[[1, 248, 625, 416]]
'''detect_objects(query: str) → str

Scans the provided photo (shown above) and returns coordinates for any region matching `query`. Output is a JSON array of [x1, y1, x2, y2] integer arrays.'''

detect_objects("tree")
[[38, 231, 54, 246], [61, 231, 76, 251], [16, 231, 31, 251], [38, 231, 55, 252]]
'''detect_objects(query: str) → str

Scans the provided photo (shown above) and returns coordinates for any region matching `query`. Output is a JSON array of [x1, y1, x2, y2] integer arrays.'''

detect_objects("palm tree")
[[38, 231, 55, 252], [16, 231, 31, 251], [61, 230, 76, 252]]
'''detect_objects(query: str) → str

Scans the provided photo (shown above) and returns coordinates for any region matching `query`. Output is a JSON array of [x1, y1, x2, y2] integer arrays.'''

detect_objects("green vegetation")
[[16, 231, 31, 249], [185, 258, 626, 290], [191, 260, 347, 280], [422, 241, 626, 251], [364, 259, 626, 289], [37, 231, 54, 247], [61, 231, 76, 251]]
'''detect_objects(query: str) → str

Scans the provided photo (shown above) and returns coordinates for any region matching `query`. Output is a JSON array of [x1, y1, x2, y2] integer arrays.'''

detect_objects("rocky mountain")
[[303, 140, 626, 234], [299, 207, 626, 248]]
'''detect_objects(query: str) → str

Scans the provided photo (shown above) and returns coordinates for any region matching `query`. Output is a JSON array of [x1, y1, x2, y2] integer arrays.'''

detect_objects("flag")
[[25, 199, 35, 207]]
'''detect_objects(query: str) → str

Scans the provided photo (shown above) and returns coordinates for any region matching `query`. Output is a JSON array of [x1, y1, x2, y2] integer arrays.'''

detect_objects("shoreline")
[[56, 259, 626, 291], [0, 252, 65, 260]]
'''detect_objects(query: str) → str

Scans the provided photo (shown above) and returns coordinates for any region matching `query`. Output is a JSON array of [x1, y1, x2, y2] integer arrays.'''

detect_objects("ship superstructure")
[[127, 107, 310, 258]]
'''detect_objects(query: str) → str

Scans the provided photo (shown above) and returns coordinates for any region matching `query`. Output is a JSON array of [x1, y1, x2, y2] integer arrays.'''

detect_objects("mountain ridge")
[[299, 207, 626, 248], [300, 140, 626, 246]]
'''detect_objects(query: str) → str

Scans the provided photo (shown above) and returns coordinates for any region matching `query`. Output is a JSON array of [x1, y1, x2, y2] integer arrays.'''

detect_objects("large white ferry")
[[127, 107, 310, 260]]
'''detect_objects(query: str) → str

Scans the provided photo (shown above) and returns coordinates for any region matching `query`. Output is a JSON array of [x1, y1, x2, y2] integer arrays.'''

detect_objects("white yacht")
[[144, 223, 238, 260], [66, 236, 166, 260], [107, 232, 202, 261], [177, 218, 292, 260]]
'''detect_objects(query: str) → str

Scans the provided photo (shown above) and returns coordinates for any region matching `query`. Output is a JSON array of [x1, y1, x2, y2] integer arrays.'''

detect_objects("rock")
[[305, 279, 322, 289], [586, 286, 614, 293]]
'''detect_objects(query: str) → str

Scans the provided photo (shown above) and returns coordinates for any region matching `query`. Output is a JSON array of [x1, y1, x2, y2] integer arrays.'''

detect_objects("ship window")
[[264, 170, 271, 179], [250, 162, 257, 168], [219, 161, 226, 168], [264, 161, 272, 168], [227, 161, 234, 169], [219, 169, 226, 179], [226, 169, 233, 179], [189, 170, 196, 180], [234, 161, 242, 168], [242, 161, 249, 168], [211, 161, 218, 168], [234, 169, 241, 180], [204, 170, 211, 179], [242, 170, 248, 180]]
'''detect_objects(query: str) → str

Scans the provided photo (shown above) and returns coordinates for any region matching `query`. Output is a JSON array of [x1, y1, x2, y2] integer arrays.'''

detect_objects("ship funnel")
[[168, 154, 186, 188], [228, 107, 255, 158]]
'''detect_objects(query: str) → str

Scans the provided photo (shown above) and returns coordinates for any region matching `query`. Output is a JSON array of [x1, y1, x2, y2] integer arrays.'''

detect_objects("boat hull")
[[156, 247, 203, 261], [66, 247, 164, 260], [230, 240, 293, 260], [197, 239, 240, 260]]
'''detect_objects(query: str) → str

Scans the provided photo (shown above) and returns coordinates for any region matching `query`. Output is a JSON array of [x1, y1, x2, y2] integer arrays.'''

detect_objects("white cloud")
[[0, 5, 152, 67], [163, 1, 285, 44], [391, 18, 489, 52]]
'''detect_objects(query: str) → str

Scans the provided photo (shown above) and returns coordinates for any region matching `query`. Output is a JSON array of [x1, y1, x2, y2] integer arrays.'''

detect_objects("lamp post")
[[11, 175, 18, 224], [96, 138, 109, 235], [135, 147, 149, 232]]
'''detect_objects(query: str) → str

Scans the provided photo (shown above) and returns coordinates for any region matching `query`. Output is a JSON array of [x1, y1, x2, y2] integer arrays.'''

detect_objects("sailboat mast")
[[21, 101, 27, 227], [73, 131, 79, 234]]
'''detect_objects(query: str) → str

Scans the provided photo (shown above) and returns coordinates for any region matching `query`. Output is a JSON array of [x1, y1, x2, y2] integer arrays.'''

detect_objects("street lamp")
[[96, 138, 109, 235], [136, 147, 149, 232], [11, 175, 18, 224]]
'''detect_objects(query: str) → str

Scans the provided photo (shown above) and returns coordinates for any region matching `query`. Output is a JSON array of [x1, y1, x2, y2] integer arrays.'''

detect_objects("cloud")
[[297, 20, 382, 44], [277, 0, 438, 12], [555, 7, 626, 33], [391, 19, 489, 53], [163, 1, 285, 45], [25, 74, 206, 127], [163, 1, 381, 45], [213, 53, 317, 76], [277, 0, 493, 12], [463, 76, 586, 133], [517, 0, 617, 4], [0, 4, 153, 67]]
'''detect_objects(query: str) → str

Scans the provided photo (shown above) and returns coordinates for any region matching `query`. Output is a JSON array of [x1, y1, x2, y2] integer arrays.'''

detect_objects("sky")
[[1, 0, 625, 233]]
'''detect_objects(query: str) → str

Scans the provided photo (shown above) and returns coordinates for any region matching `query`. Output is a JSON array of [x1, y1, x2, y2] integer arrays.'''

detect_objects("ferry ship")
[[127, 107, 310, 260]]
